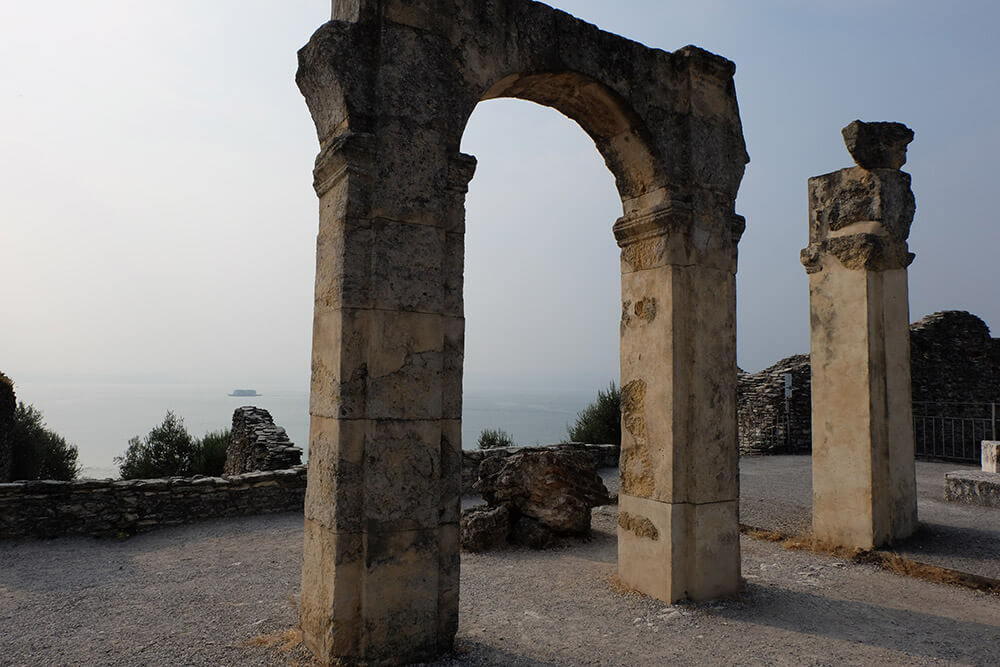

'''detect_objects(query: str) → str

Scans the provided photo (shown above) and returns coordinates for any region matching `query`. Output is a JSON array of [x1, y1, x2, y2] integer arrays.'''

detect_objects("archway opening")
[[460, 97, 623, 452]]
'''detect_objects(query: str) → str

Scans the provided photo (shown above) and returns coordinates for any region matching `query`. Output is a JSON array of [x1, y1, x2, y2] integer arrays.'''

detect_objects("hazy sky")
[[3, 0, 999, 395]]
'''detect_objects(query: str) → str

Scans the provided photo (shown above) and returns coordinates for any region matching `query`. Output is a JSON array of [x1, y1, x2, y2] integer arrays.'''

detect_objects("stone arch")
[[297, 2, 748, 664]]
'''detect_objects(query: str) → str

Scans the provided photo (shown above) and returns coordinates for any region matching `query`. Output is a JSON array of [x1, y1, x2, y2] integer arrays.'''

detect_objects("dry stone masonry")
[[0, 373, 14, 483], [224, 406, 303, 475], [802, 120, 919, 550], [297, 1, 748, 663], [0, 467, 307, 539], [737, 311, 1000, 460], [737, 355, 812, 455]]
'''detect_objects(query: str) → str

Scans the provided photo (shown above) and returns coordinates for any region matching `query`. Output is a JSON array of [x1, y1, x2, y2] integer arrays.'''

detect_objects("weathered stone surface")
[[0, 466, 306, 539], [299, 0, 748, 661], [474, 449, 609, 534], [806, 123, 918, 550], [460, 504, 510, 552], [224, 407, 302, 475], [842, 120, 914, 170], [461, 443, 619, 494], [945, 470, 1000, 508], [738, 355, 812, 455], [983, 442, 1000, 474], [0, 372, 14, 484], [738, 311, 1000, 462]]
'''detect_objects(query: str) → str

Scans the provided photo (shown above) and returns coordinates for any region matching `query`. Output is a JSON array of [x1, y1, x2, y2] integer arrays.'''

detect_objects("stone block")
[[304, 417, 366, 533], [983, 442, 1000, 473], [370, 218, 446, 313], [808, 167, 915, 243], [315, 217, 373, 311], [617, 494, 740, 603], [366, 310, 445, 420], [363, 420, 442, 532], [945, 470, 1000, 508], [842, 120, 913, 170], [310, 307, 371, 420], [300, 520, 363, 659]]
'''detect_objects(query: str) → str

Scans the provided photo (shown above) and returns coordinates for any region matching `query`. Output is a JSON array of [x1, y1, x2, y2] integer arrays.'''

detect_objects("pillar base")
[[617, 494, 741, 602]]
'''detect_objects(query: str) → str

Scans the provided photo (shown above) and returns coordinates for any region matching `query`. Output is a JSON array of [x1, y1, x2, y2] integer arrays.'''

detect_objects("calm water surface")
[[14, 382, 597, 478]]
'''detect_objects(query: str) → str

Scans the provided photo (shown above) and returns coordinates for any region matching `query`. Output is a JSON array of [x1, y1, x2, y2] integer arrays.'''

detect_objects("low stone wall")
[[945, 470, 1000, 509], [0, 466, 307, 540], [462, 443, 619, 493]]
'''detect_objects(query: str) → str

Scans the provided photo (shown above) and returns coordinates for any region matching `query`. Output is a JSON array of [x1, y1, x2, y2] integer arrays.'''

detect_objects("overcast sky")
[[2, 0, 999, 395]]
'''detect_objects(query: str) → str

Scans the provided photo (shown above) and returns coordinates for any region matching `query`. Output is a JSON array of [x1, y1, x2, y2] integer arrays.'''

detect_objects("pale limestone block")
[[617, 494, 740, 603], [983, 441, 1000, 473], [436, 522, 461, 645], [315, 217, 373, 311], [366, 310, 445, 420], [303, 416, 367, 533], [619, 263, 738, 505], [370, 218, 446, 313], [363, 420, 442, 532], [809, 257, 917, 549], [442, 231, 465, 317], [359, 528, 443, 661], [300, 520, 363, 659], [310, 307, 371, 420]]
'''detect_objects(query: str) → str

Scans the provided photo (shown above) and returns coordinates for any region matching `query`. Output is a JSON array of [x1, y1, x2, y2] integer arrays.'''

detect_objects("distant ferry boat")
[[229, 389, 260, 397]]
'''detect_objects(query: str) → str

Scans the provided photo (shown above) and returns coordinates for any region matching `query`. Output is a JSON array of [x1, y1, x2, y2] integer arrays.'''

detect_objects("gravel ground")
[[739, 456, 1000, 580], [1, 459, 998, 666]]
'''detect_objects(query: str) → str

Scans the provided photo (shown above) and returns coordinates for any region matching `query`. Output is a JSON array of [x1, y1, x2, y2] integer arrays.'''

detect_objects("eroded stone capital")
[[803, 165, 916, 274], [313, 131, 376, 198], [614, 201, 743, 273]]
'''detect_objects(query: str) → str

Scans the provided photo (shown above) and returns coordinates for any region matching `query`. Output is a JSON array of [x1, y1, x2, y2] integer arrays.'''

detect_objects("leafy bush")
[[9, 402, 80, 481], [567, 381, 621, 446], [191, 429, 230, 477], [477, 428, 514, 450], [116, 411, 196, 480], [116, 413, 232, 480]]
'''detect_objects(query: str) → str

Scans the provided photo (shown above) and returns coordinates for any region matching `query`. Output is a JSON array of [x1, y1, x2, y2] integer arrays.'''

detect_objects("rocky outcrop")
[[461, 443, 618, 493], [223, 407, 302, 475], [0, 373, 14, 483], [461, 449, 610, 551]]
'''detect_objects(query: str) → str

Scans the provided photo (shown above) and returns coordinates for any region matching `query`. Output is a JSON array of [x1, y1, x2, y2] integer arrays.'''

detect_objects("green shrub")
[[191, 429, 230, 477], [477, 428, 514, 450], [116, 411, 197, 479], [567, 381, 621, 446], [9, 402, 80, 481]]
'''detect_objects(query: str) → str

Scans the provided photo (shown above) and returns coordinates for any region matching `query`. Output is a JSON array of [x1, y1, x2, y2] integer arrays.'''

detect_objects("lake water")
[[13, 382, 598, 479]]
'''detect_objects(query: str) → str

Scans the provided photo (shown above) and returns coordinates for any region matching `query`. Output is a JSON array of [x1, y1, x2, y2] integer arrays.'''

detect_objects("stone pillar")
[[614, 199, 744, 602], [298, 129, 476, 663], [802, 121, 919, 549]]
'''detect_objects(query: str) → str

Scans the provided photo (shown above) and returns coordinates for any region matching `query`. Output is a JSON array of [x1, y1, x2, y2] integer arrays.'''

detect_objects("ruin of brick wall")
[[223, 406, 302, 475], [0, 467, 307, 539], [0, 373, 15, 483], [738, 311, 999, 456]]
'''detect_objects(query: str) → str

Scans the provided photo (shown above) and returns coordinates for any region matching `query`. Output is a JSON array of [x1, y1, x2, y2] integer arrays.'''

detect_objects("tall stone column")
[[614, 199, 744, 602], [802, 121, 919, 549], [298, 127, 476, 663]]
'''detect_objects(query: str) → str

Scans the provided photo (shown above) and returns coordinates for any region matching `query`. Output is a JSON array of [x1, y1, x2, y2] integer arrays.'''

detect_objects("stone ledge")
[[945, 470, 1000, 509]]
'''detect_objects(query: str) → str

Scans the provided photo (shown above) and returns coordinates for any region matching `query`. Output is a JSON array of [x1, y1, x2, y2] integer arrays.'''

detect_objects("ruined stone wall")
[[0, 467, 306, 540], [910, 311, 998, 409], [223, 407, 302, 475], [0, 373, 14, 483], [737, 355, 812, 455], [462, 443, 619, 493], [738, 311, 999, 456]]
